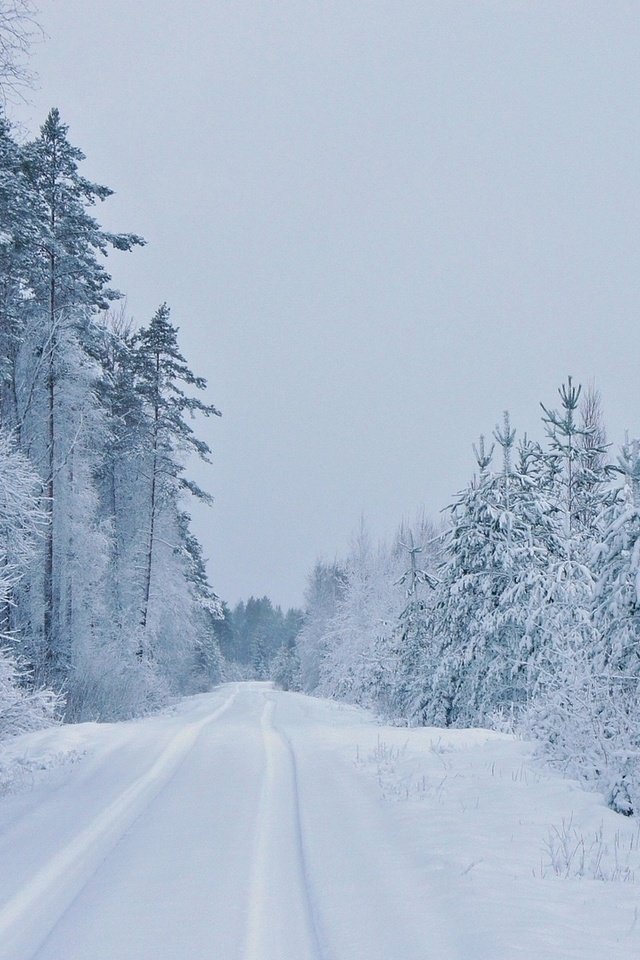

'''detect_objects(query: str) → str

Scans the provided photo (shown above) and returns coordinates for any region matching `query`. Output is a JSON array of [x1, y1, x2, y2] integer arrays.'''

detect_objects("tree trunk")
[[139, 351, 160, 656], [43, 252, 55, 669]]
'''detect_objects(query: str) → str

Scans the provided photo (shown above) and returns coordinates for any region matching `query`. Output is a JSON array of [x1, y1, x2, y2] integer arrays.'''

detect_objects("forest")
[[2, 104, 639, 822], [0, 104, 229, 724], [289, 385, 640, 817], [2, 7, 640, 959], [0, 5, 638, 827]]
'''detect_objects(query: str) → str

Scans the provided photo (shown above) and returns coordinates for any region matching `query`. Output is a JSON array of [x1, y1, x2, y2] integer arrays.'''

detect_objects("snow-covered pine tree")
[[420, 416, 562, 727], [177, 510, 224, 689], [271, 634, 301, 691], [317, 522, 399, 707], [540, 377, 609, 544], [132, 303, 221, 681], [92, 308, 147, 642], [423, 435, 500, 726], [0, 105, 224, 719], [594, 440, 640, 676], [376, 526, 438, 722], [496, 432, 562, 703], [296, 561, 345, 693], [20, 108, 143, 680], [576, 384, 610, 537], [0, 111, 40, 435], [522, 380, 606, 798], [589, 439, 640, 813]]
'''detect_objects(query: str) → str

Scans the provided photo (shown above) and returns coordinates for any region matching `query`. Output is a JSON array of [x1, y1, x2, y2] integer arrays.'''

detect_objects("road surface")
[[0, 682, 638, 960]]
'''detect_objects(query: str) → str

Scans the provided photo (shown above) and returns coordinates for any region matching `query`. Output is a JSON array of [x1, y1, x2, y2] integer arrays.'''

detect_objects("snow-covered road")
[[1, 683, 639, 960]]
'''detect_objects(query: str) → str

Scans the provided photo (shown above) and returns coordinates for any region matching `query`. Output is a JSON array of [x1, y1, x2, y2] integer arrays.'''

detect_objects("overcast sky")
[[14, 1, 640, 609]]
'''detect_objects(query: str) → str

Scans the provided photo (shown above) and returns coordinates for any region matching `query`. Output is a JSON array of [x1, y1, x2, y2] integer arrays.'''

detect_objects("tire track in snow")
[[243, 696, 325, 960], [0, 686, 239, 960]]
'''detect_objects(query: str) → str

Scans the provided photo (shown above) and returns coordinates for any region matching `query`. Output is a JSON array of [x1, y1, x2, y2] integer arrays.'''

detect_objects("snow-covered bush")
[[271, 641, 300, 692], [0, 432, 59, 738], [0, 649, 59, 739]]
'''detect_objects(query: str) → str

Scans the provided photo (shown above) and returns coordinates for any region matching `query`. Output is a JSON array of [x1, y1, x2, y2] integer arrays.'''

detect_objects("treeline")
[[292, 381, 640, 816], [0, 107, 224, 726], [214, 596, 302, 679]]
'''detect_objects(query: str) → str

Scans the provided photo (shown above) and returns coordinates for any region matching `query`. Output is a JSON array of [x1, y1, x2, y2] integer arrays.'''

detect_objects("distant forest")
[[214, 597, 302, 677]]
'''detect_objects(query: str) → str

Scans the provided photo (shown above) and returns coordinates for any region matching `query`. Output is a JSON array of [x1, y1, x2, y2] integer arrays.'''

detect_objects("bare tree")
[[580, 382, 607, 470], [0, 0, 39, 100]]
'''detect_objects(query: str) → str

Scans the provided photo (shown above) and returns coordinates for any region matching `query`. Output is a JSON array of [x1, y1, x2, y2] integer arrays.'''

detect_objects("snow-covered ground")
[[0, 682, 638, 960]]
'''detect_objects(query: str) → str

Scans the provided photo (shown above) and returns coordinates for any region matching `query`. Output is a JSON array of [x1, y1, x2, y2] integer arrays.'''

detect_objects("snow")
[[0, 682, 638, 959]]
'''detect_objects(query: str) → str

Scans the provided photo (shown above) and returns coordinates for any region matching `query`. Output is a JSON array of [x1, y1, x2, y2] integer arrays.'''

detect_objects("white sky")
[[14, 0, 640, 609]]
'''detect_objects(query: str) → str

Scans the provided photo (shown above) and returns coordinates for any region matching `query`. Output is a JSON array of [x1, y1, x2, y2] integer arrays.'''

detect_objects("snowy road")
[[1, 683, 639, 960]]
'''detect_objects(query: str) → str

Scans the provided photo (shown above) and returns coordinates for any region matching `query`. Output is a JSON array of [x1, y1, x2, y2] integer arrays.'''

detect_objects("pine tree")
[[133, 303, 220, 656], [316, 523, 393, 705], [588, 440, 640, 813], [379, 528, 437, 721], [594, 440, 640, 676], [177, 510, 224, 688], [210, 602, 235, 661], [0, 103, 226, 722], [0, 111, 39, 433], [576, 384, 610, 538], [296, 561, 345, 693], [250, 632, 269, 680], [271, 608, 303, 691], [22, 108, 143, 676], [520, 382, 603, 800], [421, 418, 564, 726], [540, 377, 608, 543], [424, 435, 502, 725], [92, 308, 148, 644]]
